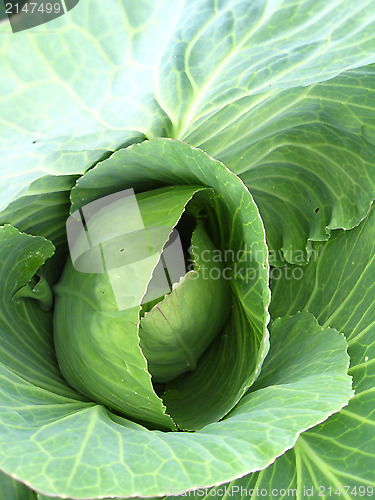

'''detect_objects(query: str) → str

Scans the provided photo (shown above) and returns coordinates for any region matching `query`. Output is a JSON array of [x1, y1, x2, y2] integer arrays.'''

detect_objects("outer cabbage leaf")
[[0, 175, 78, 246], [162, 0, 375, 138], [0, 224, 85, 398], [0, 0, 176, 210], [208, 205, 375, 498], [269, 206, 375, 494], [187, 65, 375, 264], [0, 174, 78, 283]]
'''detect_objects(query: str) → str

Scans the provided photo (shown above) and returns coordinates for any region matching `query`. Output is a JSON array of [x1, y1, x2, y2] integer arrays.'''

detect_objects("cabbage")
[[0, 1, 374, 498]]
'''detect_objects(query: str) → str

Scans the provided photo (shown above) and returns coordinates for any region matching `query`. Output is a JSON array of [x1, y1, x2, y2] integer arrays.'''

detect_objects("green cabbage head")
[[0, 139, 354, 498], [1, 0, 375, 497]]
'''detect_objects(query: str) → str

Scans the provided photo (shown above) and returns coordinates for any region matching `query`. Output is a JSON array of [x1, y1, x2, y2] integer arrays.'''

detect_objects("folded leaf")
[[187, 66, 375, 264], [242, 205, 375, 493]]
